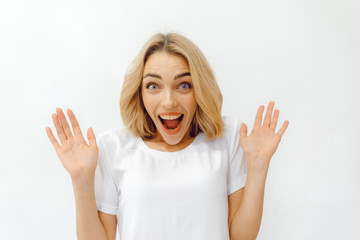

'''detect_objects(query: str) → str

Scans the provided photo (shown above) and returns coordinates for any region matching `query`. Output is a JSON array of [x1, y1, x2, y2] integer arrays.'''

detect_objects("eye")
[[146, 83, 158, 90], [179, 82, 192, 90]]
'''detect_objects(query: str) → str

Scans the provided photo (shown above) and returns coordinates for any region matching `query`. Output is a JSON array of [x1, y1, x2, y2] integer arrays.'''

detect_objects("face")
[[141, 52, 197, 146]]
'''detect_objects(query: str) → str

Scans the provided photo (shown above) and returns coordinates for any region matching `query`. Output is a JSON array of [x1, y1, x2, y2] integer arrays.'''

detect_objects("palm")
[[57, 135, 98, 178], [240, 101, 289, 170], [46, 108, 99, 180]]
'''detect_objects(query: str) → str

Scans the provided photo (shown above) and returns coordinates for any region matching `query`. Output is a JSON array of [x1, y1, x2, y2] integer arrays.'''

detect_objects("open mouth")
[[158, 114, 184, 131]]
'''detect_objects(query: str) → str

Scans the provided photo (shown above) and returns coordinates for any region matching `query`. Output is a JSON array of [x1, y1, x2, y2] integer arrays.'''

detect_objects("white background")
[[1, 0, 359, 239]]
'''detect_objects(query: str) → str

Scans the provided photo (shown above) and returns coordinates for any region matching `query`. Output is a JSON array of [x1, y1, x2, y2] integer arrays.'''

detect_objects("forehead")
[[143, 52, 189, 74]]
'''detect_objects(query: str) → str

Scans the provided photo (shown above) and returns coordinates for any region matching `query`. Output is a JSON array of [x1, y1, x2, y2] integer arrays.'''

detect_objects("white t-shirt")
[[94, 116, 247, 240]]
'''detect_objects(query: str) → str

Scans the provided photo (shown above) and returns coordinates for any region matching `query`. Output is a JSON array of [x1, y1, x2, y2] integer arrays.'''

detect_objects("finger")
[[52, 113, 67, 144], [87, 127, 97, 148], [56, 108, 73, 138], [239, 123, 247, 141], [263, 101, 275, 127], [45, 127, 61, 151], [254, 105, 265, 128], [277, 120, 289, 137], [270, 109, 279, 131], [67, 109, 83, 136]]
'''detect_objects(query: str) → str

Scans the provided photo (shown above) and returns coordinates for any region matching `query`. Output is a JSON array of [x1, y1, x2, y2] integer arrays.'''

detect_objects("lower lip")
[[160, 117, 184, 135]]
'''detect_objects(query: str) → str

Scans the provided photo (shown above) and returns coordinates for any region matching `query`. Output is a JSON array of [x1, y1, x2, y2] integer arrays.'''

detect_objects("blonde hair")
[[120, 32, 224, 141]]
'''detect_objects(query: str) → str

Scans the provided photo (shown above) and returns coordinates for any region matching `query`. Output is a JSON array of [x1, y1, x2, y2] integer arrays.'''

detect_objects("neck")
[[142, 132, 196, 152]]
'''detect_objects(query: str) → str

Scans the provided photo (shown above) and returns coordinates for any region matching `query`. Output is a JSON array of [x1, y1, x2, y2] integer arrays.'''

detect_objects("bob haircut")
[[120, 32, 224, 141]]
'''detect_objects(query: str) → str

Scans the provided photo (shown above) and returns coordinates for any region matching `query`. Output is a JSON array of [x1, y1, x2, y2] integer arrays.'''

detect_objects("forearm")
[[230, 167, 268, 240], [72, 175, 108, 240]]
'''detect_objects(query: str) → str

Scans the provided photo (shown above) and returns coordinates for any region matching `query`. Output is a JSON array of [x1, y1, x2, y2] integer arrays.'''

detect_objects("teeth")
[[159, 114, 182, 120]]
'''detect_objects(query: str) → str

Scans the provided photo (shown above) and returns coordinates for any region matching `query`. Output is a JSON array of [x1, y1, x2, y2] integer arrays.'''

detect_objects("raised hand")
[[45, 108, 99, 180], [239, 101, 289, 172]]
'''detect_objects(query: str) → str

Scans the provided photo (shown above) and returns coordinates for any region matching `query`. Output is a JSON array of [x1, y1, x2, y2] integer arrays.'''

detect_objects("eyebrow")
[[142, 72, 191, 80]]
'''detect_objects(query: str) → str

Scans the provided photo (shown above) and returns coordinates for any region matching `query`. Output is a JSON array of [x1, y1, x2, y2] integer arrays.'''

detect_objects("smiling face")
[[141, 51, 197, 146]]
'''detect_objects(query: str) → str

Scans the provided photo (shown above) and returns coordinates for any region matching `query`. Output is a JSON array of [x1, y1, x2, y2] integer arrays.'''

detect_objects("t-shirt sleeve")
[[94, 133, 119, 215], [226, 117, 248, 195]]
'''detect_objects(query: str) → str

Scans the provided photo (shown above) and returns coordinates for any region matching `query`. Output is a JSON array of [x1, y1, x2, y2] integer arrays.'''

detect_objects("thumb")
[[240, 123, 247, 140], [87, 127, 97, 148]]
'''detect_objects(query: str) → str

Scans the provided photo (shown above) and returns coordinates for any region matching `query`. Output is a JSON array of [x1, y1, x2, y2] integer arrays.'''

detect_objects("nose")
[[160, 90, 178, 108]]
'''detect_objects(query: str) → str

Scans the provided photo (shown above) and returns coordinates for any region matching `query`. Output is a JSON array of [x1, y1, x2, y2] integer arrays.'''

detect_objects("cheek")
[[141, 92, 158, 115], [141, 91, 151, 111], [183, 95, 197, 113]]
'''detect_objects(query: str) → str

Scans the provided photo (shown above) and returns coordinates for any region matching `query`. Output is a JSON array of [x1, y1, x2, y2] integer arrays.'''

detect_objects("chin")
[[158, 131, 184, 146]]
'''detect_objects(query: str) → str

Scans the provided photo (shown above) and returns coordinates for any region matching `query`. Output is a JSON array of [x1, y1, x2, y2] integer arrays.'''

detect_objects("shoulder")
[[205, 116, 242, 145], [221, 116, 243, 155], [222, 115, 242, 138], [97, 127, 139, 151]]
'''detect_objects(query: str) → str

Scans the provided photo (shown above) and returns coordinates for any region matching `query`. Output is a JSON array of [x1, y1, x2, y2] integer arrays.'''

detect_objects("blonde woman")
[[46, 33, 289, 240]]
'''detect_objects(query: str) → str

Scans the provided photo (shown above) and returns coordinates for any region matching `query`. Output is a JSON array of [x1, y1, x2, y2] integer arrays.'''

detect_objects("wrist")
[[246, 168, 268, 189], [247, 157, 270, 174], [71, 173, 95, 187]]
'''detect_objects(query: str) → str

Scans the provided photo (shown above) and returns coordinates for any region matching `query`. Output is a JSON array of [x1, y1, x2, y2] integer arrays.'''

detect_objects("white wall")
[[1, 0, 359, 239]]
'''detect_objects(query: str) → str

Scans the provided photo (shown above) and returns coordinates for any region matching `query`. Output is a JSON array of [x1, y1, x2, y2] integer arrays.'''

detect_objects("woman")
[[46, 33, 289, 240]]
